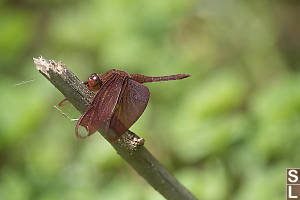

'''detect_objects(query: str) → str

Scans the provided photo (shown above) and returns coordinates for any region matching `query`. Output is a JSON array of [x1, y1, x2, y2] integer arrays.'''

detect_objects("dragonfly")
[[59, 69, 190, 141]]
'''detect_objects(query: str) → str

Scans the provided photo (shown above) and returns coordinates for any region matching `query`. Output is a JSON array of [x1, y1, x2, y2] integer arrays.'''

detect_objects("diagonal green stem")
[[34, 56, 198, 200]]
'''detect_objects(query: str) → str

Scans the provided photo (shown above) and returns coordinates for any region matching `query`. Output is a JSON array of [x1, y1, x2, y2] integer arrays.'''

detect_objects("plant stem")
[[33, 56, 198, 200]]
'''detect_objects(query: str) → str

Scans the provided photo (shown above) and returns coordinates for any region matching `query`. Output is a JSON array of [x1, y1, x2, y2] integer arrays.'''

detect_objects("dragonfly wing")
[[75, 74, 124, 138], [109, 79, 150, 140]]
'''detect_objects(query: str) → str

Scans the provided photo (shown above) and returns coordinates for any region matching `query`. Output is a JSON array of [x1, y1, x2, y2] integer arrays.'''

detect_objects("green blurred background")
[[1, 0, 300, 199]]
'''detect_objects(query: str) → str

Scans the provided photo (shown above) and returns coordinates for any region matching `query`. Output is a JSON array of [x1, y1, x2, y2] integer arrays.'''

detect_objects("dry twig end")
[[33, 56, 66, 78]]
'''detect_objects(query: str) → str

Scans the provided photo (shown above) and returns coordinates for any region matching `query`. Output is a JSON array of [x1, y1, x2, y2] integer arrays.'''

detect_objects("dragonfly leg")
[[58, 98, 69, 107], [53, 105, 79, 121]]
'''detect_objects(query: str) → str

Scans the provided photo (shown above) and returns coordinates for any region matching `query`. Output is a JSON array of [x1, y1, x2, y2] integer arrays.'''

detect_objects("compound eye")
[[88, 73, 101, 87], [92, 74, 98, 81]]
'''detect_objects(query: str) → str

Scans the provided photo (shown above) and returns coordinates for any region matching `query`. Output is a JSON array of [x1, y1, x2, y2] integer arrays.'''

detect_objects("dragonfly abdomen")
[[130, 74, 190, 83]]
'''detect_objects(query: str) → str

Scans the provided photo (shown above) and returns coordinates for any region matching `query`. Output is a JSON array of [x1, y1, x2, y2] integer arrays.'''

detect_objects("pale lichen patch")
[[33, 56, 51, 78], [117, 131, 145, 152], [33, 56, 66, 78], [57, 61, 66, 73]]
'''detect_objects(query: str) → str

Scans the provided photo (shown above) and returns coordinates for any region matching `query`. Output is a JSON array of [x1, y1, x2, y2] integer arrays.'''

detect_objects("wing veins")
[[75, 74, 124, 138]]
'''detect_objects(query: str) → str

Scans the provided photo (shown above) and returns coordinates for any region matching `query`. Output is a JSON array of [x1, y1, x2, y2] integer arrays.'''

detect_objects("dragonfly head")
[[87, 73, 102, 91]]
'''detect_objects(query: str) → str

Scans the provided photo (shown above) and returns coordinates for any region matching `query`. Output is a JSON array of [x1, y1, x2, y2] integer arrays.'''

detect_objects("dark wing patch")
[[108, 79, 150, 141], [75, 74, 124, 138]]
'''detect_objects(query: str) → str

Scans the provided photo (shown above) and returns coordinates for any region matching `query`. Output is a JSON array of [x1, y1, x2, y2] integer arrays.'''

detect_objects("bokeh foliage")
[[0, 0, 300, 199]]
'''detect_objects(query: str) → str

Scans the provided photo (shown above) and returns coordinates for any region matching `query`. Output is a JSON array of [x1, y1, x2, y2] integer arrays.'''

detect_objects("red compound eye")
[[86, 73, 102, 91], [88, 73, 100, 87]]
